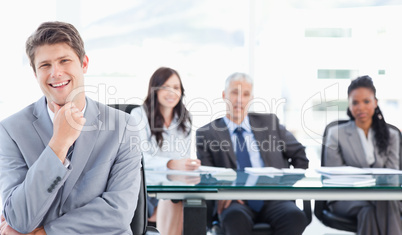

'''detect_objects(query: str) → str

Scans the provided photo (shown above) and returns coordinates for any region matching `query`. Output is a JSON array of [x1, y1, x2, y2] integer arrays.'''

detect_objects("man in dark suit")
[[196, 72, 309, 235]]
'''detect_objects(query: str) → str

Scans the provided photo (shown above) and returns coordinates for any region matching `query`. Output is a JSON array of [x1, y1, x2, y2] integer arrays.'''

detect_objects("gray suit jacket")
[[0, 96, 142, 234], [324, 121, 400, 169], [196, 113, 309, 169]]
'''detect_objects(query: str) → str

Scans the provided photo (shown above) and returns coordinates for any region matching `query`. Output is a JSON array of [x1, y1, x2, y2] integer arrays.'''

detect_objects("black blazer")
[[196, 113, 309, 169]]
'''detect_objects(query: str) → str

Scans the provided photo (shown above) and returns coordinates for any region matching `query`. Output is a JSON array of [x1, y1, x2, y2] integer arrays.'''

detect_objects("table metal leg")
[[183, 199, 206, 235]]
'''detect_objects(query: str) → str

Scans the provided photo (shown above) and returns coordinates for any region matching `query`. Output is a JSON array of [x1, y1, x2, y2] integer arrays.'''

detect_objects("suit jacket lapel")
[[61, 98, 102, 205], [248, 115, 279, 167], [248, 115, 269, 166], [215, 118, 237, 168], [32, 97, 53, 148], [345, 122, 369, 167]]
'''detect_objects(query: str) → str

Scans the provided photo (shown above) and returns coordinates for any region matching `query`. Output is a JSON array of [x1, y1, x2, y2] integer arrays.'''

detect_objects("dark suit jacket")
[[196, 113, 309, 170]]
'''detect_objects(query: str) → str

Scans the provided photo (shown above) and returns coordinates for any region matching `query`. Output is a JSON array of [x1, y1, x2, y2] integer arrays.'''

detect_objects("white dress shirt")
[[131, 106, 192, 171], [47, 102, 87, 168], [356, 126, 376, 166], [223, 115, 264, 169]]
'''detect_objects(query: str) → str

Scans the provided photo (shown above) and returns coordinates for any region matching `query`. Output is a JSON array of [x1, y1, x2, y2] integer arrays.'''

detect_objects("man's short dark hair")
[[25, 21, 86, 73]]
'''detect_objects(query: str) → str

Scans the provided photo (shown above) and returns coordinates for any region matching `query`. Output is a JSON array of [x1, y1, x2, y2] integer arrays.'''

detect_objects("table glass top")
[[145, 169, 402, 191]]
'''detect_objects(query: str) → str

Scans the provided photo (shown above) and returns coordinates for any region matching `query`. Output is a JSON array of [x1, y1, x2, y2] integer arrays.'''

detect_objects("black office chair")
[[108, 104, 140, 114], [314, 120, 402, 232], [107, 104, 159, 235]]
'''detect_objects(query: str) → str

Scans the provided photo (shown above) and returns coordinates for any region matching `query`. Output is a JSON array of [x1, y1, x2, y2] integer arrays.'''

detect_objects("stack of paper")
[[316, 166, 402, 175], [363, 168, 402, 174], [197, 166, 237, 181], [316, 166, 371, 175], [197, 165, 235, 174], [323, 175, 376, 187], [244, 167, 306, 175]]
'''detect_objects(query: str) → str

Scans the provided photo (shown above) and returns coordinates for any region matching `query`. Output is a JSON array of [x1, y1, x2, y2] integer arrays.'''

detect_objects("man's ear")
[[222, 90, 225, 99], [82, 55, 89, 73]]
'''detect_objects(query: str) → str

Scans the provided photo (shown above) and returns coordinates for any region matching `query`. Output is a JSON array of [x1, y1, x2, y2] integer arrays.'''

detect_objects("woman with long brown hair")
[[131, 67, 200, 235]]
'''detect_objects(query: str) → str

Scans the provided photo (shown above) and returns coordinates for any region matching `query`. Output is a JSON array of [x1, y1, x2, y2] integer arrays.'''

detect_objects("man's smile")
[[49, 80, 70, 88]]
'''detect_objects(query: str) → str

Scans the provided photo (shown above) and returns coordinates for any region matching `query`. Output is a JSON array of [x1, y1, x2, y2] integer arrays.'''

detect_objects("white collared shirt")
[[47, 102, 87, 167], [356, 126, 375, 166], [47, 103, 86, 122], [223, 115, 264, 169], [131, 106, 192, 171]]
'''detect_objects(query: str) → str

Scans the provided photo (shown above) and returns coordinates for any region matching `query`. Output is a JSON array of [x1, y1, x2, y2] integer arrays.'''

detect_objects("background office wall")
[[1, 0, 402, 210]]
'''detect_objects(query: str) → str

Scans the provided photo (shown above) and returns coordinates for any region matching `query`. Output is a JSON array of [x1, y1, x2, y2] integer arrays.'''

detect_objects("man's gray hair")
[[224, 72, 254, 94]]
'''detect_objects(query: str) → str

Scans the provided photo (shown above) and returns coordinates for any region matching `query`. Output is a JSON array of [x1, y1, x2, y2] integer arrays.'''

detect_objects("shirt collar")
[[47, 101, 87, 123], [164, 113, 180, 130], [355, 125, 373, 140], [223, 115, 252, 134]]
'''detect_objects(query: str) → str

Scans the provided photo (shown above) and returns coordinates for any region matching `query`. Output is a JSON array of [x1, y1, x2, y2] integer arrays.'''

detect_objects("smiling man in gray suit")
[[196, 73, 309, 235], [0, 21, 141, 235]]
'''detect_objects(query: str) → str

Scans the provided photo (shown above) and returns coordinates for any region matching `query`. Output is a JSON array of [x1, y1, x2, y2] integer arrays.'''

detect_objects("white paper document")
[[244, 167, 306, 175], [316, 166, 402, 175], [196, 166, 237, 181], [147, 166, 237, 183], [316, 166, 371, 175], [363, 168, 402, 174], [323, 175, 376, 187], [197, 165, 236, 174]]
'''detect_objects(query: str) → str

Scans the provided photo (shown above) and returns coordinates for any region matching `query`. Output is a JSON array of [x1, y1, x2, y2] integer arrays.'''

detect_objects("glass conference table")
[[145, 167, 402, 235]]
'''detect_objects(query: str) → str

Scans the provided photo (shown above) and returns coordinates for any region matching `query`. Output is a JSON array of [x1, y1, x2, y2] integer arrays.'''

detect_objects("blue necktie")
[[233, 127, 264, 212], [66, 144, 74, 160], [234, 127, 252, 171]]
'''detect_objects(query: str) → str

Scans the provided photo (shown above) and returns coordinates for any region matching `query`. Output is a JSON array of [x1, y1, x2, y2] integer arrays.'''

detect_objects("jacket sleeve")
[[324, 126, 345, 167], [196, 125, 215, 166], [277, 119, 309, 169], [0, 123, 71, 233]]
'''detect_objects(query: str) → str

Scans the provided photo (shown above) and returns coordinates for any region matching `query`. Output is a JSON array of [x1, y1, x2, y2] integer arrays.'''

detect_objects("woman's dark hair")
[[143, 67, 191, 147], [346, 75, 389, 154]]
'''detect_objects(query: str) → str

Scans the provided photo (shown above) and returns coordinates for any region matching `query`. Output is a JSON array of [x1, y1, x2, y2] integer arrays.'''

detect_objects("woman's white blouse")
[[131, 106, 192, 171], [356, 126, 375, 165]]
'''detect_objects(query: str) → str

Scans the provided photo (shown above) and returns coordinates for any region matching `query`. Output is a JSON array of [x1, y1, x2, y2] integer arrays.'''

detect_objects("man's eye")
[[39, 64, 50, 69]]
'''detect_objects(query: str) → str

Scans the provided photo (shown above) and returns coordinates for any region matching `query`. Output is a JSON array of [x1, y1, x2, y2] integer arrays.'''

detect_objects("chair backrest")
[[107, 104, 140, 114], [387, 123, 402, 170], [107, 104, 147, 235], [320, 120, 349, 166], [131, 158, 148, 235], [315, 120, 349, 222]]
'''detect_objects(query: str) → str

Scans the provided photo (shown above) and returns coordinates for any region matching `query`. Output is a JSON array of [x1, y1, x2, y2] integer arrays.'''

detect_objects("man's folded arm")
[[0, 123, 70, 233], [44, 149, 141, 234]]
